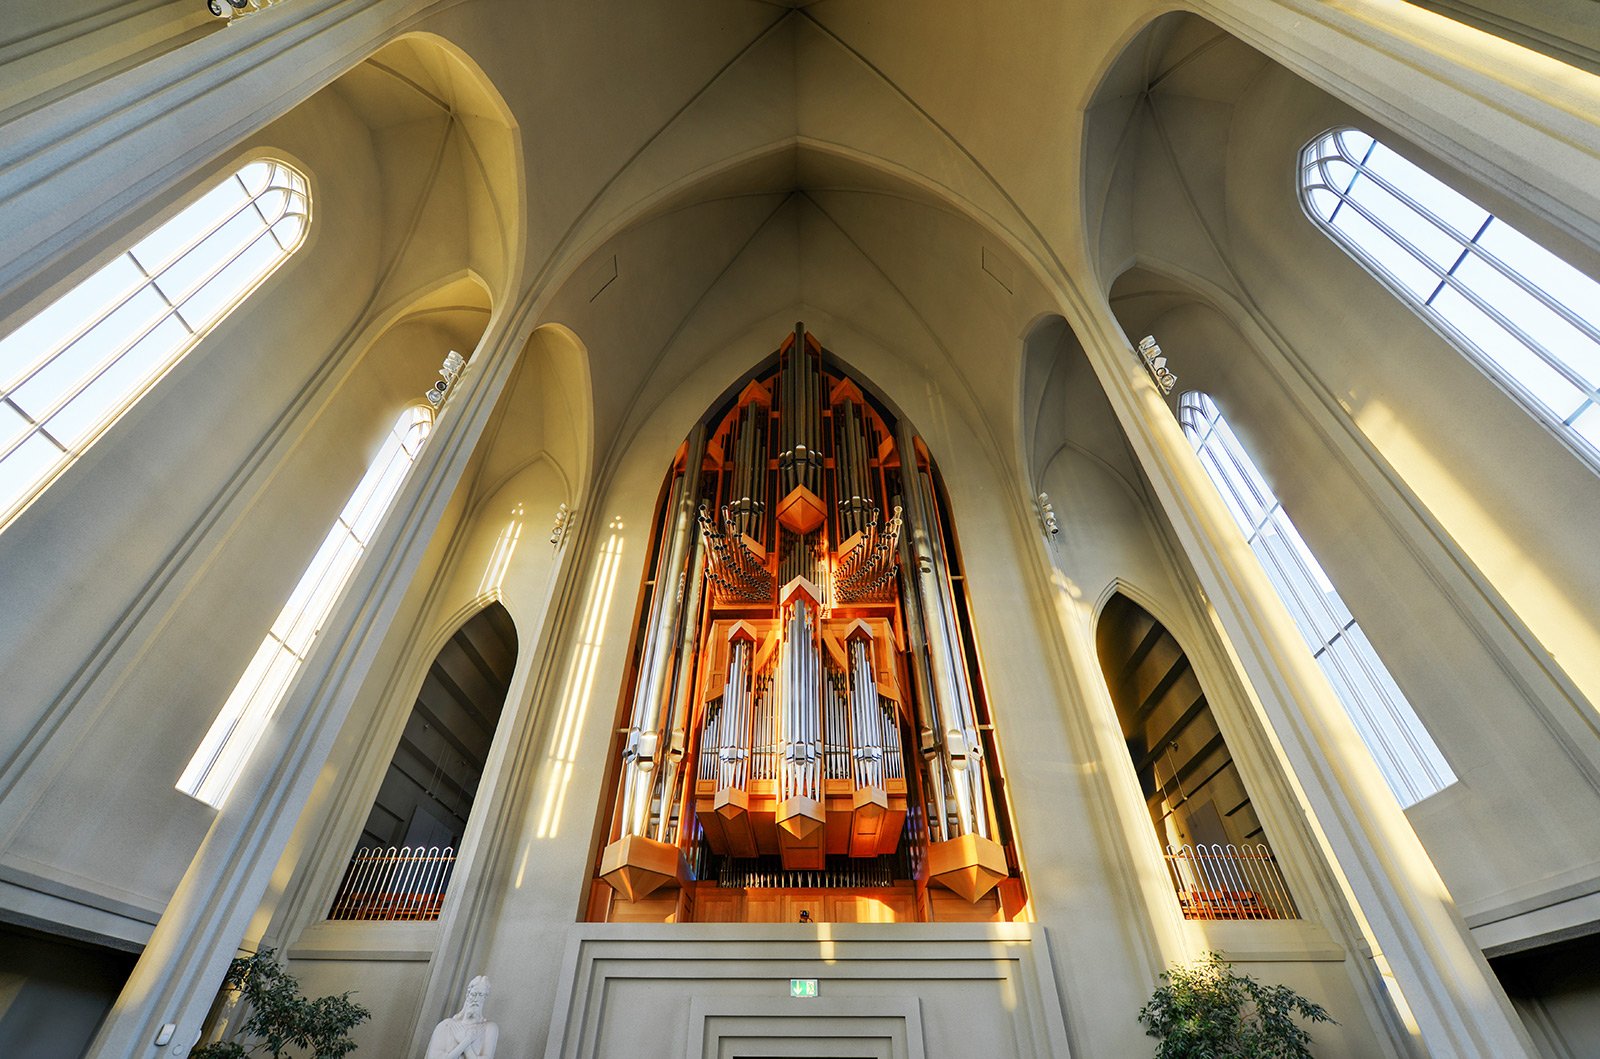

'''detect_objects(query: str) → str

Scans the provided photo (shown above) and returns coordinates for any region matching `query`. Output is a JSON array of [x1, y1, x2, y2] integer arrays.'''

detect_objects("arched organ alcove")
[[587, 327, 1027, 924]]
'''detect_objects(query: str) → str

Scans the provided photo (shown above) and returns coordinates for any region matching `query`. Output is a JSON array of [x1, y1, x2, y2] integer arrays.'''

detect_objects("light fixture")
[[208, 0, 279, 18], [550, 502, 572, 546], [1037, 492, 1059, 537], [425, 350, 467, 408], [1136, 335, 1178, 396]]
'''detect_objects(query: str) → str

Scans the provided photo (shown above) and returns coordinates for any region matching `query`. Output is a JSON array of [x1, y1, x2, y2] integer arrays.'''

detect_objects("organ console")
[[589, 326, 1026, 923]]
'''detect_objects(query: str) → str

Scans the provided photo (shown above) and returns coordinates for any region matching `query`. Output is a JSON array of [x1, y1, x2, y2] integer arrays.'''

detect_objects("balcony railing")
[[1164, 843, 1298, 920], [329, 845, 455, 921]]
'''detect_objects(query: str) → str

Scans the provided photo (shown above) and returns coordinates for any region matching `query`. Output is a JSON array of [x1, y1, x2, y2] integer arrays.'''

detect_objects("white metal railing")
[[328, 845, 455, 921], [1163, 843, 1299, 920]]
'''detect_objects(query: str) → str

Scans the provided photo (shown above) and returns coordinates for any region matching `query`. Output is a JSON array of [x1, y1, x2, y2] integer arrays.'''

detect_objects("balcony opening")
[[329, 602, 517, 921], [1096, 593, 1298, 920]]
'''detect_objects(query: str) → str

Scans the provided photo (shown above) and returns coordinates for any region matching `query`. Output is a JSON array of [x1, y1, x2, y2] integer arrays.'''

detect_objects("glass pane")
[[271, 528, 355, 650], [0, 255, 146, 394], [1348, 174, 1466, 270], [1331, 205, 1440, 301], [0, 430, 66, 516], [7, 285, 170, 421], [1478, 220, 1600, 334], [346, 450, 412, 544], [1572, 405, 1600, 448], [194, 643, 301, 806], [280, 531, 363, 656], [42, 315, 191, 448], [1430, 287, 1586, 417], [1184, 389, 1454, 807], [157, 207, 266, 308], [271, 215, 307, 251], [1451, 254, 1600, 391], [1366, 141, 1485, 239], [131, 178, 250, 276], [0, 401, 33, 452], [179, 235, 284, 327]]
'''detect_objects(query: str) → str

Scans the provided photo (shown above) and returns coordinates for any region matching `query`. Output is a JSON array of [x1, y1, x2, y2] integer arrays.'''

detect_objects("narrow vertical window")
[[0, 159, 310, 528], [1180, 391, 1455, 807], [1300, 128, 1600, 456], [178, 404, 432, 808]]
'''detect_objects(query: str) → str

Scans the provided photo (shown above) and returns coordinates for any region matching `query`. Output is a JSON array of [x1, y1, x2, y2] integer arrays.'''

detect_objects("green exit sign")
[[789, 978, 818, 998]]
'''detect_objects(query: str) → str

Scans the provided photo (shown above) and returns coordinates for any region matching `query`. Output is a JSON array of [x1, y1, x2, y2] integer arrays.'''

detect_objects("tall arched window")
[[178, 404, 432, 808], [1180, 391, 1455, 807], [0, 159, 310, 528], [1300, 128, 1600, 457]]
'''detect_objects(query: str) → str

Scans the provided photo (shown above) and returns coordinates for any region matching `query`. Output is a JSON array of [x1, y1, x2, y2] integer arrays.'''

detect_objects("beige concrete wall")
[[1, 1, 1597, 1056]]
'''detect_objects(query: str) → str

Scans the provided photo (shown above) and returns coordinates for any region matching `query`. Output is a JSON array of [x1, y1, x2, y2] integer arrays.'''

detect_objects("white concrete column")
[[0, 0, 449, 323], [1065, 302, 1537, 1057], [1200, 0, 1600, 249], [82, 302, 528, 1059]]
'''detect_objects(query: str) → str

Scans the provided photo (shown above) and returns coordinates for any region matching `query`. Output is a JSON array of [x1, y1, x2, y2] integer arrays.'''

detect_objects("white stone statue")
[[426, 975, 499, 1059]]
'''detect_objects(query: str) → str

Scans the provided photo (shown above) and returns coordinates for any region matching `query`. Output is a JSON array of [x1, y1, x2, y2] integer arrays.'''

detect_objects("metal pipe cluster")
[[779, 598, 821, 803], [834, 505, 902, 603], [835, 399, 875, 539], [700, 502, 773, 602], [729, 401, 767, 540], [717, 859, 896, 890], [716, 640, 753, 790], [778, 324, 822, 497], [824, 670, 851, 781], [895, 422, 992, 842], [619, 428, 706, 841], [749, 674, 776, 781], [847, 640, 888, 790]]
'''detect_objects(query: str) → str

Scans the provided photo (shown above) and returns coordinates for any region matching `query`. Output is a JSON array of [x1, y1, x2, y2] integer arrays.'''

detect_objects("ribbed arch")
[[0, 158, 310, 529]]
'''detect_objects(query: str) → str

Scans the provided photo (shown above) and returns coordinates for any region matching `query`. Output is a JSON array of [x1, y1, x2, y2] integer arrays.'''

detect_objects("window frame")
[[1179, 390, 1456, 808], [176, 402, 432, 809], [1297, 125, 1600, 471], [0, 150, 314, 530]]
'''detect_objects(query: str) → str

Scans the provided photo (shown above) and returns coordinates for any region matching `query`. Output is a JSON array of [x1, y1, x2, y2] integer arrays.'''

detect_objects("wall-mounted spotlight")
[[425, 350, 468, 409], [550, 503, 572, 546], [1136, 335, 1177, 396], [1037, 492, 1059, 537]]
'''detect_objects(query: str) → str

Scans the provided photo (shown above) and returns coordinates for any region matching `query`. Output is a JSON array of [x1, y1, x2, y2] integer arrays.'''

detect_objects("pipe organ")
[[591, 327, 1025, 923]]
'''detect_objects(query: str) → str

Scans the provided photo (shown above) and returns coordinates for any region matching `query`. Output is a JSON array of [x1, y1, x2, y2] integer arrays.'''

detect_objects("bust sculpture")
[[425, 975, 498, 1059]]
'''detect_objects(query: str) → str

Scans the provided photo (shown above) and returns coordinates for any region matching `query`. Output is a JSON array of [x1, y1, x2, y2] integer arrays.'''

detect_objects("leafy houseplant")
[[1138, 952, 1334, 1058], [193, 948, 370, 1059]]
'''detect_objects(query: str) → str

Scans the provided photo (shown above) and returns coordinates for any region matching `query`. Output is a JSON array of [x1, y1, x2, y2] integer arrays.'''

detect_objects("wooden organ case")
[[588, 327, 1027, 924]]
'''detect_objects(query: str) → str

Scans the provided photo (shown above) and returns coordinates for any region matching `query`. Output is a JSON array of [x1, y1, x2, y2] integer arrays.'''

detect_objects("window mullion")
[[1356, 164, 1600, 345], [1326, 192, 1600, 399]]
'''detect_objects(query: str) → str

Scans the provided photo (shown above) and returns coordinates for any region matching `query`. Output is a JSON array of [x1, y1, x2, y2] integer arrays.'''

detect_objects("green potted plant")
[[1138, 951, 1334, 1058], [194, 948, 369, 1059]]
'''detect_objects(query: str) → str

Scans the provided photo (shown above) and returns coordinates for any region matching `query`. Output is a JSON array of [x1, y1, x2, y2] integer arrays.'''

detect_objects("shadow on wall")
[[0, 924, 137, 1059]]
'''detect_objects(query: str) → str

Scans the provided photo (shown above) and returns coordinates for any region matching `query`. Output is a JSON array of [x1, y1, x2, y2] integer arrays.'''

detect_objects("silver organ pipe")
[[848, 640, 886, 790], [599, 326, 1017, 915], [619, 425, 706, 839], [778, 324, 821, 499], [778, 597, 822, 805], [731, 401, 766, 540], [896, 521, 950, 842], [896, 421, 990, 841], [836, 399, 874, 541], [654, 479, 709, 842], [825, 671, 851, 781], [717, 639, 752, 791]]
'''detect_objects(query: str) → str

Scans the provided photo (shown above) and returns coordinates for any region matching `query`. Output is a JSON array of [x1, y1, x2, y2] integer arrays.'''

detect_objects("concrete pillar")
[[81, 306, 526, 1059], [1200, 0, 1600, 248], [1065, 301, 1536, 1057]]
